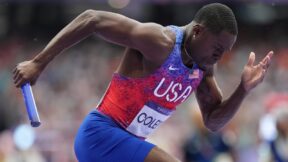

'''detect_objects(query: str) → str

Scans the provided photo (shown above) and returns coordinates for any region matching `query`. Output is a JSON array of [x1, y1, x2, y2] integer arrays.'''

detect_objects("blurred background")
[[0, 0, 288, 162]]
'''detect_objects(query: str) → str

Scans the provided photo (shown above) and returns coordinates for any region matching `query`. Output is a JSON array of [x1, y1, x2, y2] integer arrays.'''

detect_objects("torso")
[[97, 26, 204, 138]]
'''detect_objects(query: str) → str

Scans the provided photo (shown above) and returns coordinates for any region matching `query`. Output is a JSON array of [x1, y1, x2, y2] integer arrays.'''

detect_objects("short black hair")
[[194, 3, 238, 35]]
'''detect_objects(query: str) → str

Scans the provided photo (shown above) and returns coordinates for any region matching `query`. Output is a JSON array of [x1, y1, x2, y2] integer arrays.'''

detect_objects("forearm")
[[33, 10, 96, 66], [205, 82, 248, 131], [197, 52, 273, 132]]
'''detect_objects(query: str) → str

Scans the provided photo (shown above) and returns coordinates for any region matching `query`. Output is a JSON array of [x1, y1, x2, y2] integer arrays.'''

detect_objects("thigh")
[[144, 146, 180, 162], [74, 110, 155, 162]]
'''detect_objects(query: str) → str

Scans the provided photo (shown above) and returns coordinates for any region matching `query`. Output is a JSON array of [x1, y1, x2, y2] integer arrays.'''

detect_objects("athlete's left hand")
[[241, 51, 273, 92]]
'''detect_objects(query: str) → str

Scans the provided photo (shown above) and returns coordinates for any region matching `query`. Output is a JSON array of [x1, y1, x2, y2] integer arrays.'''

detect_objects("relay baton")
[[21, 83, 41, 127]]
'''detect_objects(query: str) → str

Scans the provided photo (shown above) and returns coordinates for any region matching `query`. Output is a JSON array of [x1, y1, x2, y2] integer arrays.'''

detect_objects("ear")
[[192, 24, 205, 38]]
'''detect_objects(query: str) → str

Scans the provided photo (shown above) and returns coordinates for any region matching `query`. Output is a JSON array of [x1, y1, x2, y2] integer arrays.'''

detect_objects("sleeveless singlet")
[[98, 26, 204, 138]]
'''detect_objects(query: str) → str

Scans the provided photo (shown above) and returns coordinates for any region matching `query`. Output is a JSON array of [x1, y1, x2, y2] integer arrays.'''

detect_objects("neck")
[[183, 42, 193, 60], [181, 25, 194, 68]]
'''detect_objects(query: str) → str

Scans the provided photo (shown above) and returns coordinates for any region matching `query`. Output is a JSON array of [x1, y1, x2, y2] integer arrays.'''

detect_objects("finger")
[[256, 62, 265, 70], [12, 67, 17, 74], [13, 70, 20, 80], [260, 58, 267, 69], [16, 78, 25, 88], [15, 79, 22, 88], [267, 51, 274, 59], [264, 56, 271, 69], [260, 55, 268, 64], [265, 51, 273, 68], [247, 52, 255, 66], [262, 53, 273, 70], [261, 51, 273, 64], [16, 81, 23, 88], [266, 60, 272, 69], [14, 73, 22, 85]]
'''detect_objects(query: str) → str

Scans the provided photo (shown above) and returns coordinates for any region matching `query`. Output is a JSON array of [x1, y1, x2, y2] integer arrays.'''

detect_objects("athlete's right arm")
[[13, 10, 173, 87]]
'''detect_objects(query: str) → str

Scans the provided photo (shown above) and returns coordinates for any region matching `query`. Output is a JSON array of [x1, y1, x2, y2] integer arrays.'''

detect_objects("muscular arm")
[[196, 66, 247, 132], [34, 10, 172, 67], [13, 10, 173, 87]]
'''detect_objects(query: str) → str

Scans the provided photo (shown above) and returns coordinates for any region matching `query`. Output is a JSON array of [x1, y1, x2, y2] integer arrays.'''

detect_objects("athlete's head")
[[185, 3, 238, 70]]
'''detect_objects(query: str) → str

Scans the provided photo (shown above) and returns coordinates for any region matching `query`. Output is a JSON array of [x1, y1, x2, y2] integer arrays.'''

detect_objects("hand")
[[241, 51, 273, 92], [13, 60, 44, 88]]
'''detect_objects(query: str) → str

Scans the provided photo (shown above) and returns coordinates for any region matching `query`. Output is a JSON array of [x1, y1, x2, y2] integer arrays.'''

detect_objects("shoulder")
[[137, 23, 176, 48], [162, 26, 176, 52], [134, 23, 176, 63], [156, 26, 177, 62]]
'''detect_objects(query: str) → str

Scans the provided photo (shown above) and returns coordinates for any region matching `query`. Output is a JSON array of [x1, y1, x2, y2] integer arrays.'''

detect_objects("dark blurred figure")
[[269, 108, 288, 162], [183, 109, 235, 162], [0, 100, 19, 133], [259, 94, 288, 162]]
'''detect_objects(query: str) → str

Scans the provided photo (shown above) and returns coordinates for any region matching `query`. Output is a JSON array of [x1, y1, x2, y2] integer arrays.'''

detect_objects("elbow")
[[206, 126, 221, 133], [81, 9, 97, 19], [203, 119, 223, 133], [80, 9, 101, 26]]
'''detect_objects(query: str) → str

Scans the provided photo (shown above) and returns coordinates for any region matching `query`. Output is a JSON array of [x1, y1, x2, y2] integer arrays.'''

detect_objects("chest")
[[147, 63, 202, 105], [116, 48, 168, 78]]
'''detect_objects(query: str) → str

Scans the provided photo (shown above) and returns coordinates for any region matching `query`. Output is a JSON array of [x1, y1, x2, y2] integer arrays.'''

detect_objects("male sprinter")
[[13, 3, 273, 162]]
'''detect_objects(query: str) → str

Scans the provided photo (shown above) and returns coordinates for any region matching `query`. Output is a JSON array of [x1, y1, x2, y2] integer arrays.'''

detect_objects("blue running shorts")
[[74, 110, 155, 162]]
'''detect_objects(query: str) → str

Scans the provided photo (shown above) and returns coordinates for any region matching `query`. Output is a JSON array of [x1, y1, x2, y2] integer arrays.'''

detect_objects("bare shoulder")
[[117, 26, 177, 77], [132, 23, 176, 62], [84, 9, 176, 63], [135, 22, 175, 43], [85, 9, 177, 65]]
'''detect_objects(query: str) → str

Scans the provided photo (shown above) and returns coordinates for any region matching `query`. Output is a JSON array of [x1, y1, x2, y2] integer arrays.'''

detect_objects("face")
[[188, 26, 237, 70]]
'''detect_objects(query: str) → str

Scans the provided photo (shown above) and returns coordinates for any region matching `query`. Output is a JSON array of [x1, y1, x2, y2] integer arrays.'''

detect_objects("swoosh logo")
[[168, 65, 179, 71]]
